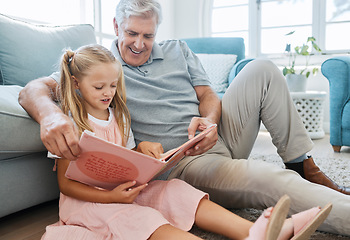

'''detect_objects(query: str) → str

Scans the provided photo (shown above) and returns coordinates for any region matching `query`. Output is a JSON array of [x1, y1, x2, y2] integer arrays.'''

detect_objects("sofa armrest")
[[228, 58, 255, 85], [0, 86, 45, 158], [321, 56, 350, 146], [321, 56, 350, 103]]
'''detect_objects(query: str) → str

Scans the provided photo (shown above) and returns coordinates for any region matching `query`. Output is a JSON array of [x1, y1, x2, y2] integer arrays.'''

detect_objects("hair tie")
[[66, 50, 75, 64]]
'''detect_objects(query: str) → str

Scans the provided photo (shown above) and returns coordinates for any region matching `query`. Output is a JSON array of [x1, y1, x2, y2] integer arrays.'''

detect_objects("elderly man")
[[19, 0, 350, 236]]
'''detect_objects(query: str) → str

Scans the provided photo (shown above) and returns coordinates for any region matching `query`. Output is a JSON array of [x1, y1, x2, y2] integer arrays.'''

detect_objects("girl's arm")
[[56, 158, 148, 204]]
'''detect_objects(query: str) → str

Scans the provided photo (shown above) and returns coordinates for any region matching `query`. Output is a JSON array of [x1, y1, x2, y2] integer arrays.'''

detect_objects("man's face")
[[114, 15, 157, 67]]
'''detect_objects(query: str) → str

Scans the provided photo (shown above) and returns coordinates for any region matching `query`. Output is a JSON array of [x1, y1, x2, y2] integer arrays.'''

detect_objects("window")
[[0, 0, 117, 48], [93, 0, 119, 48], [211, 0, 250, 54], [211, 0, 350, 57], [325, 0, 350, 51], [0, 0, 94, 25]]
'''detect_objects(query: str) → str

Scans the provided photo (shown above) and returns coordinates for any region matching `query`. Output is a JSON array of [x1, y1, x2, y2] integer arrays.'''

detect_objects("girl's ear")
[[72, 76, 79, 89]]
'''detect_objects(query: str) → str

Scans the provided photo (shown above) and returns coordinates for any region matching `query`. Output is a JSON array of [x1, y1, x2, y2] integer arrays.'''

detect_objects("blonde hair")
[[59, 44, 130, 146]]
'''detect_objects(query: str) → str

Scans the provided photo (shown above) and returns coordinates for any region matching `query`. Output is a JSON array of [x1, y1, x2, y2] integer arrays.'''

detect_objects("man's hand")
[[136, 141, 164, 159], [186, 117, 218, 156], [19, 77, 80, 160], [41, 112, 80, 160]]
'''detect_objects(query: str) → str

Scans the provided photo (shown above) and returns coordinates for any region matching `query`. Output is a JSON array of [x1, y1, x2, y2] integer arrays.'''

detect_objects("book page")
[[65, 124, 217, 189]]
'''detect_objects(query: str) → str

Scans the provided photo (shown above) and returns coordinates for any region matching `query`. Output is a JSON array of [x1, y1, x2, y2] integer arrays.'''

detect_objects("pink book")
[[65, 124, 217, 190]]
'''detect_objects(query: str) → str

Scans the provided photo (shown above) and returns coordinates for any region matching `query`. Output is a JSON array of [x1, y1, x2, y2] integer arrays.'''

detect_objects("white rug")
[[249, 154, 350, 187], [189, 154, 350, 240]]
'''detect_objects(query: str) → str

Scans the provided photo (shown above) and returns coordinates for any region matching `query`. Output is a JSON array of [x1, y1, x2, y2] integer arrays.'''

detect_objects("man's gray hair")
[[115, 0, 162, 27]]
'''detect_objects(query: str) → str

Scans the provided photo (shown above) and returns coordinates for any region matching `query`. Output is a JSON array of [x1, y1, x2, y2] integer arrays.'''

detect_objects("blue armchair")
[[182, 37, 254, 98], [321, 56, 350, 152]]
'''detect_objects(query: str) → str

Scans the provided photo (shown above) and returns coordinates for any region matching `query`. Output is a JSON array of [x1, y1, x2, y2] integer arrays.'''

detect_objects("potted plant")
[[283, 31, 322, 92]]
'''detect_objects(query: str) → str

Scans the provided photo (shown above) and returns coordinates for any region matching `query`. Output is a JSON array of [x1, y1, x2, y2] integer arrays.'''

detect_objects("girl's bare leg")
[[278, 219, 294, 240], [194, 198, 253, 239], [149, 199, 295, 240], [149, 224, 202, 240]]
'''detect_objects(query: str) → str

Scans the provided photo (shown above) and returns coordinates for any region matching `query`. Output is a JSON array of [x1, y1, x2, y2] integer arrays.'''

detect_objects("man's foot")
[[285, 156, 350, 195]]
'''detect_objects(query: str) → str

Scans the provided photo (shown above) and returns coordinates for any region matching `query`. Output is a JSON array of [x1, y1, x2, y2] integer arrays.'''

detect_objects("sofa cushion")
[[0, 86, 45, 159], [196, 54, 237, 93], [0, 13, 96, 86]]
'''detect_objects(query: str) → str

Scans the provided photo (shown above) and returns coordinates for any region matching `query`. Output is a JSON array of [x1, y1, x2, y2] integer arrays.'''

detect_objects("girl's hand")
[[108, 181, 148, 204], [137, 141, 164, 159]]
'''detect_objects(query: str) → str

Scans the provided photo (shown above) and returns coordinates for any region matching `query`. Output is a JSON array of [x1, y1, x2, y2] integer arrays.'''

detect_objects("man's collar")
[[151, 42, 164, 61], [110, 39, 125, 65], [111, 39, 164, 67]]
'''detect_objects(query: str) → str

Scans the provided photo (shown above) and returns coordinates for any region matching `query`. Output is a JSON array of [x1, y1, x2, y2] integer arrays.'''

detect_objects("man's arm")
[[186, 85, 221, 156], [196, 85, 221, 125], [19, 77, 80, 160]]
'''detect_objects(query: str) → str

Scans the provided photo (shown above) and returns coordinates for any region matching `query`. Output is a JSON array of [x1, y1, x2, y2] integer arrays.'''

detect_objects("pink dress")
[[44, 110, 208, 240]]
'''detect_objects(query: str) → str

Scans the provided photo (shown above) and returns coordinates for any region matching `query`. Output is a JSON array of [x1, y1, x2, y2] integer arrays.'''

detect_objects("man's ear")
[[113, 18, 119, 36]]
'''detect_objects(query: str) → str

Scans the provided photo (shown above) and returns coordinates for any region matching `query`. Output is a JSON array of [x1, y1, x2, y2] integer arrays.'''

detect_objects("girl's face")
[[75, 62, 119, 120]]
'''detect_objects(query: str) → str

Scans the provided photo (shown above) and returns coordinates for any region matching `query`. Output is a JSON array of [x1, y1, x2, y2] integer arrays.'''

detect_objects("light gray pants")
[[168, 59, 350, 236]]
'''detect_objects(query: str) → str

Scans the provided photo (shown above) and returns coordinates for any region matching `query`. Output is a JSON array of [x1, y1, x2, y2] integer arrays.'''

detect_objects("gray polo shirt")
[[52, 39, 210, 152]]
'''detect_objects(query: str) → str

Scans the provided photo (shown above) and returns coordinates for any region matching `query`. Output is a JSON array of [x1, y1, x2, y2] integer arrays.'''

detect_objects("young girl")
[[43, 44, 332, 240]]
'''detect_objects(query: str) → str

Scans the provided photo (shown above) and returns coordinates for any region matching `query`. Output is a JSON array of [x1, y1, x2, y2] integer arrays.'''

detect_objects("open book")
[[65, 124, 217, 190]]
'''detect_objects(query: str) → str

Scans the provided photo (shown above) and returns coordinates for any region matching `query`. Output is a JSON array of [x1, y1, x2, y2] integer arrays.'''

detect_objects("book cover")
[[65, 124, 217, 190]]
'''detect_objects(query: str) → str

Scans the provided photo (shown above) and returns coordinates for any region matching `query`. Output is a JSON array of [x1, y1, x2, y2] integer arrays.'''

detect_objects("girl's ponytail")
[[59, 49, 92, 135]]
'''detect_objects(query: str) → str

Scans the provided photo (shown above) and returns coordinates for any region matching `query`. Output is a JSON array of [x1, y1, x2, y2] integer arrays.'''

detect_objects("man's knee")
[[247, 59, 277, 72]]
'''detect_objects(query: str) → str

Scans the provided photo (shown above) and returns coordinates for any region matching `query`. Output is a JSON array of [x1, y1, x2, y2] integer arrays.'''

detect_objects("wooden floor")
[[0, 199, 58, 240], [0, 132, 349, 240], [251, 130, 350, 159]]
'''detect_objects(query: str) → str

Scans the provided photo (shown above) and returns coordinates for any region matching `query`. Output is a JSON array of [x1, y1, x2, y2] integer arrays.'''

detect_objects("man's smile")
[[130, 47, 142, 54]]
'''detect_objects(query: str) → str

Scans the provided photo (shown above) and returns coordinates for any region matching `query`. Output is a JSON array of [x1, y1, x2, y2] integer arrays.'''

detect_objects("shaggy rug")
[[189, 154, 350, 239]]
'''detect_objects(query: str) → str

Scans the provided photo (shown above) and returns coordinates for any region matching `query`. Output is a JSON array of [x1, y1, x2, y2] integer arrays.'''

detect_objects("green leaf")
[[306, 71, 310, 78], [285, 44, 291, 52], [300, 45, 310, 56], [307, 37, 316, 42], [282, 67, 287, 76], [312, 42, 322, 52], [286, 31, 295, 36], [282, 67, 295, 76]]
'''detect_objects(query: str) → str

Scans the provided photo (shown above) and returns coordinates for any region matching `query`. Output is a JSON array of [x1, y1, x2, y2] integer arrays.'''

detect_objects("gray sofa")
[[0, 14, 96, 218]]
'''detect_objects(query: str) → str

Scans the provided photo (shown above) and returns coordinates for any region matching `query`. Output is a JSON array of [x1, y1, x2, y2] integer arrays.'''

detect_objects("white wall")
[[156, 0, 204, 41], [156, 0, 331, 132], [155, 0, 175, 41]]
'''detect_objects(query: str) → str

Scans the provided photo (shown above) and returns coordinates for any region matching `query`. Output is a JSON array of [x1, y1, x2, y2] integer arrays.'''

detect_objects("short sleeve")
[[50, 71, 60, 83], [179, 41, 211, 87], [126, 128, 136, 149]]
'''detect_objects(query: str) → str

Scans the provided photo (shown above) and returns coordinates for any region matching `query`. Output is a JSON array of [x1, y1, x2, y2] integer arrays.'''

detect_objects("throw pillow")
[[0, 13, 96, 86], [196, 54, 237, 93]]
